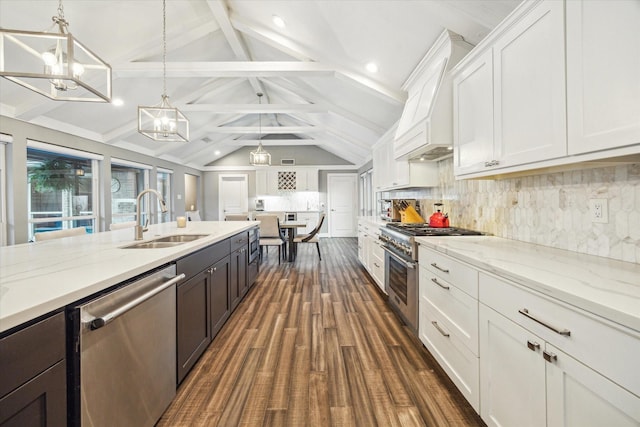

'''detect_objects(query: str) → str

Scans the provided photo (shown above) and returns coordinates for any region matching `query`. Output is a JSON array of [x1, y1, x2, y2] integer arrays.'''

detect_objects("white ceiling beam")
[[113, 61, 337, 78], [177, 104, 327, 113], [230, 17, 405, 104], [209, 126, 322, 134], [264, 78, 386, 135], [206, 0, 266, 97]]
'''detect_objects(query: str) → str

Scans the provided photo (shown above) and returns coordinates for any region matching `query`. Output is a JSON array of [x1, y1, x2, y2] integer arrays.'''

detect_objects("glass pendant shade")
[[138, 95, 189, 142], [0, 26, 111, 102], [250, 143, 271, 166]]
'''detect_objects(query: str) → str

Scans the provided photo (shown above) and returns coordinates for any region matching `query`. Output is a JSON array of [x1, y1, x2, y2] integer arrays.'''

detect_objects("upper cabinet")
[[255, 167, 318, 196], [566, 0, 640, 155], [452, 0, 640, 179], [394, 30, 473, 162]]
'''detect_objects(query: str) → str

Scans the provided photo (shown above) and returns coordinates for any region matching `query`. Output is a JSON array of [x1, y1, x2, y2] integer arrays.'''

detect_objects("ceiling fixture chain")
[[137, 0, 189, 142], [249, 92, 271, 166]]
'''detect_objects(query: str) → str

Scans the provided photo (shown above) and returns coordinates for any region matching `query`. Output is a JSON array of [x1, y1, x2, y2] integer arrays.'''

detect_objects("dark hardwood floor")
[[158, 238, 484, 426]]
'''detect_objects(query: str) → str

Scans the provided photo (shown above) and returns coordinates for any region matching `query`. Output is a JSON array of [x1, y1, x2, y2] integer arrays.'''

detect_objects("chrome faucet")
[[135, 189, 168, 240]]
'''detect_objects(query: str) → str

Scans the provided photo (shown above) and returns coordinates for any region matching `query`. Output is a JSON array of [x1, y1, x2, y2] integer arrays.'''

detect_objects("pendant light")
[[0, 0, 112, 102], [249, 93, 271, 166], [137, 0, 189, 142]]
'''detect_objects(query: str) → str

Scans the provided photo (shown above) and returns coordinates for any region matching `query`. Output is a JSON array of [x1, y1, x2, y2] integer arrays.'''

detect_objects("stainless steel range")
[[380, 223, 483, 333]]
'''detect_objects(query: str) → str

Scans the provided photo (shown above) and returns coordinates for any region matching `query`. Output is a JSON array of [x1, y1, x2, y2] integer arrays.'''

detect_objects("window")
[[27, 141, 101, 241], [156, 168, 172, 223], [359, 169, 374, 216], [111, 158, 150, 226], [0, 135, 9, 246]]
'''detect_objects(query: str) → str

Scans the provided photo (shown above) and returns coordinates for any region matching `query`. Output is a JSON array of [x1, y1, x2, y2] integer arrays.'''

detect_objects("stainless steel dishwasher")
[[70, 265, 184, 427]]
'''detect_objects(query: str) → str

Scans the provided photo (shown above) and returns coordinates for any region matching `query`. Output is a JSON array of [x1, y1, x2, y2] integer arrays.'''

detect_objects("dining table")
[[279, 220, 307, 262]]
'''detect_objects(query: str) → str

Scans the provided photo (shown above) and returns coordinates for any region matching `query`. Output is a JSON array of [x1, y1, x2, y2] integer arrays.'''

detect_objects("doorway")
[[327, 173, 357, 237], [218, 174, 248, 220]]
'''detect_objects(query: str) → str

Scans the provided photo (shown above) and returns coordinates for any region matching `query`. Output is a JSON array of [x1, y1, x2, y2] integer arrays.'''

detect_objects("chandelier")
[[137, 0, 189, 142], [250, 93, 271, 166], [0, 0, 112, 102]]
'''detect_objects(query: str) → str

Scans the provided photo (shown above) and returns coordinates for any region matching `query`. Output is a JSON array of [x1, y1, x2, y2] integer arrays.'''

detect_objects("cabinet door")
[[256, 170, 268, 196], [305, 169, 318, 191], [545, 343, 640, 427], [267, 170, 279, 195], [453, 49, 494, 175], [493, 0, 566, 167], [176, 270, 211, 384], [229, 248, 247, 310], [372, 143, 387, 191], [479, 305, 546, 427], [566, 0, 640, 155], [210, 255, 230, 339], [0, 361, 66, 427]]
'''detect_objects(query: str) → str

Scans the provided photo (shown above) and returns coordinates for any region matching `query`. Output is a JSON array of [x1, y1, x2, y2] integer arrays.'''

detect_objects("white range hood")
[[394, 30, 473, 161]]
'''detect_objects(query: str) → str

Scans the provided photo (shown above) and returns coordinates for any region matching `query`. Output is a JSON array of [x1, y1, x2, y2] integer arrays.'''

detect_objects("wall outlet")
[[589, 198, 608, 223]]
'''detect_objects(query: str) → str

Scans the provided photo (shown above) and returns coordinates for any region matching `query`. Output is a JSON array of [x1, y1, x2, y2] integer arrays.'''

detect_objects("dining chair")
[[255, 214, 286, 264], [293, 213, 325, 260], [109, 221, 137, 230], [34, 226, 87, 242], [225, 213, 249, 221]]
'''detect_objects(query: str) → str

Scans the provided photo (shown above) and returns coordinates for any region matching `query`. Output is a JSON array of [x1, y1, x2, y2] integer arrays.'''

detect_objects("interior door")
[[218, 174, 248, 220], [327, 173, 357, 237]]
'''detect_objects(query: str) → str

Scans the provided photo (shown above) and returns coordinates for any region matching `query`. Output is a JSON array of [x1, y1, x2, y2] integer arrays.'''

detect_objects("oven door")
[[383, 247, 418, 333]]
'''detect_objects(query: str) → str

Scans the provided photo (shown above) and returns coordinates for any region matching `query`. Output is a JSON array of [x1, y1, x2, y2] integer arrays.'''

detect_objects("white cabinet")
[[479, 272, 640, 427], [453, 49, 494, 175], [357, 219, 385, 293], [255, 168, 318, 195], [418, 246, 480, 411], [453, 0, 566, 177], [566, 0, 640, 155]]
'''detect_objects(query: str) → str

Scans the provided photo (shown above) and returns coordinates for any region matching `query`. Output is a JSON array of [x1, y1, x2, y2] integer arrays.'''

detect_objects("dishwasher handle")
[[90, 273, 185, 330]]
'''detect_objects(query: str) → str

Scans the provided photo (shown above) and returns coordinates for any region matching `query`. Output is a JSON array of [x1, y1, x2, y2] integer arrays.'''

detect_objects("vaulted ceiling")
[[0, 0, 521, 169]]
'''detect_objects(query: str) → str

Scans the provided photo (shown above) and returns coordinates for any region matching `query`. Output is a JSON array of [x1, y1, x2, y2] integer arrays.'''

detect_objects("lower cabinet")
[[176, 269, 212, 384], [229, 232, 249, 311], [479, 272, 640, 427], [210, 256, 231, 339], [357, 219, 385, 293], [0, 312, 66, 427]]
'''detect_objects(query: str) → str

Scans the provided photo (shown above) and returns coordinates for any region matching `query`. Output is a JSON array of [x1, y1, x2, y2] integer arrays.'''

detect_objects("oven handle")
[[382, 245, 416, 269]]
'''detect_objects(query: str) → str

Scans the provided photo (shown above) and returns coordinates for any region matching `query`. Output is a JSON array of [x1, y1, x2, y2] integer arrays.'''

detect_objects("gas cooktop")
[[385, 223, 484, 237]]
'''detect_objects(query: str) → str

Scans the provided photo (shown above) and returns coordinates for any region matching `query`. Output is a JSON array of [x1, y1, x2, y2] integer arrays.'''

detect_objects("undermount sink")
[[121, 234, 210, 249], [152, 234, 210, 243]]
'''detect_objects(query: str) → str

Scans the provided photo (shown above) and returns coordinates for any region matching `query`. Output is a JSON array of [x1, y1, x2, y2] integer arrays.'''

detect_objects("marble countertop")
[[358, 216, 389, 228], [416, 236, 640, 332], [0, 221, 258, 333]]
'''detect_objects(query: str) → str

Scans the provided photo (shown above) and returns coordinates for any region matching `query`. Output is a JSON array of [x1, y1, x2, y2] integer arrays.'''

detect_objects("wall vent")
[[281, 159, 295, 165]]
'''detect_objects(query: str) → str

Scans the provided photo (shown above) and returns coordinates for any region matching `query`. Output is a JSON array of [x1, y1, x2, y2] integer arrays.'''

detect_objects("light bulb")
[[72, 62, 85, 78], [42, 51, 57, 66]]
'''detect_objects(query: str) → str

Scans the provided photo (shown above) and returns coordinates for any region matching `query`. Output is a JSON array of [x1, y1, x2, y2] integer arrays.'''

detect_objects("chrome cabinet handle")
[[90, 273, 186, 330], [526, 340, 540, 351], [543, 350, 557, 363], [431, 321, 450, 337], [484, 160, 500, 167], [430, 263, 449, 273], [431, 277, 450, 290], [374, 262, 380, 268], [518, 308, 571, 336]]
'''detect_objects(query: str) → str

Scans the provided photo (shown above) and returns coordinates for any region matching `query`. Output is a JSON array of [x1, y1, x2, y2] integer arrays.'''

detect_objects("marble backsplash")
[[417, 159, 640, 264]]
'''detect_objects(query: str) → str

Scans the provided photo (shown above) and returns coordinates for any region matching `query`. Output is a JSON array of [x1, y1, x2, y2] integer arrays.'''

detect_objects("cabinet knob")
[[212, 267, 217, 272]]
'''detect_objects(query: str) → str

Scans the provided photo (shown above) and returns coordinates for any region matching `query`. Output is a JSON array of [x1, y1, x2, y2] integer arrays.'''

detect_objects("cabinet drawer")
[[419, 303, 479, 411], [479, 272, 640, 397], [419, 247, 478, 298], [177, 239, 230, 278], [420, 272, 478, 355], [230, 232, 248, 252], [0, 312, 65, 398]]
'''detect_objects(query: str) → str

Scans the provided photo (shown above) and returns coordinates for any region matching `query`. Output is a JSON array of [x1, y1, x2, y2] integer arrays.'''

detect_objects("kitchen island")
[[0, 220, 258, 333]]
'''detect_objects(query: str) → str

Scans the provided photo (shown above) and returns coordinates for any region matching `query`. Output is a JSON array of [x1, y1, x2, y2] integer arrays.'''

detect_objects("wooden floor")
[[158, 238, 484, 427]]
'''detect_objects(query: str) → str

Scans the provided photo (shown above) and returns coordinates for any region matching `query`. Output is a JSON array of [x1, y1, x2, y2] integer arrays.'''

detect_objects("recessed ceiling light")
[[272, 15, 286, 28], [214, 150, 221, 156], [366, 62, 378, 73], [112, 98, 124, 106]]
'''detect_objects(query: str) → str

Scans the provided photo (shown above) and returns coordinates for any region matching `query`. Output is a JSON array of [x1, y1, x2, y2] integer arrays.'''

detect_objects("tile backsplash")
[[423, 159, 640, 264], [381, 159, 640, 263]]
